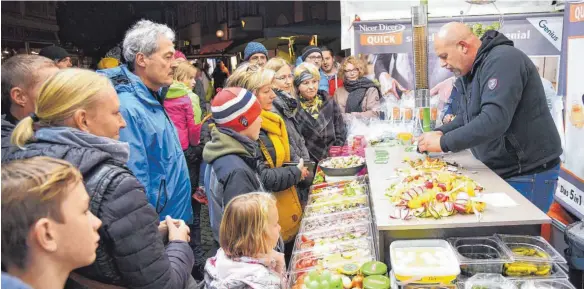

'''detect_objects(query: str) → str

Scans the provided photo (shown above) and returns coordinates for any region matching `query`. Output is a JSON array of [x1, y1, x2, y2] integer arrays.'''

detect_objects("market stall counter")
[[365, 146, 551, 266]]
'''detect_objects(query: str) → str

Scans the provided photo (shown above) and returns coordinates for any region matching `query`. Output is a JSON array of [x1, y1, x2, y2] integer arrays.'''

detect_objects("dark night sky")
[[56, 1, 176, 59]]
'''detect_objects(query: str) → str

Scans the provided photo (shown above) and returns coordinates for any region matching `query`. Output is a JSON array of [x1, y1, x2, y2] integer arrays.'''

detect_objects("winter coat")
[[97, 65, 193, 223], [258, 110, 303, 242], [165, 81, 202, 150], [271, 90, 311, 163], [324, 67, 343, 97], [1, 273, 32, 289], [193, 79, 207, 116], [334, 83, 381, 119], [1, 127, 195, 289], [204, 249, 283, 289], [1, 114, 16, 161], [296, 92, 347, 163], [202, 126, 265, 241], [271, 90, 312, 202], [436, 31, 562, 178]]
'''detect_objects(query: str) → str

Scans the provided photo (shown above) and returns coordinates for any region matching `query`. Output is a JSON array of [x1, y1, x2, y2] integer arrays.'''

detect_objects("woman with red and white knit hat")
[[201, 87, 265, 242]]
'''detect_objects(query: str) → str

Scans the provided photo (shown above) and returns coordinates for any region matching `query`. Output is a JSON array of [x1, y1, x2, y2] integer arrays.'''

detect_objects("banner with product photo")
[[353, 13, 563, 89], [555, 2, 584, 219], [351, 12, 563, 123]]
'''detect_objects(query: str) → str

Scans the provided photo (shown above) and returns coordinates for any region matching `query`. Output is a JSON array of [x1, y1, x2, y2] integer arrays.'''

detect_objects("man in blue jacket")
[[98, 19, 193, 223], [418, 22, 562, 212]]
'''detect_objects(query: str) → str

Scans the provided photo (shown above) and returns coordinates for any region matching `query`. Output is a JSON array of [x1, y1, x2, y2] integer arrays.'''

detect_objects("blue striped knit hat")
[[211, 87, 262, 132]]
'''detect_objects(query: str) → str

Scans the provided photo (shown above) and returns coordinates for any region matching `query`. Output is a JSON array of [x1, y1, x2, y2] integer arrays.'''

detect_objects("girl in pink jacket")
[[165, 62, 202, 150]]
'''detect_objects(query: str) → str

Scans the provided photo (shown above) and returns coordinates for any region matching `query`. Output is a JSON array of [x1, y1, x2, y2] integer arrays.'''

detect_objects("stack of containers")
[[447, 234, 571, 288], [388, 234, 574, 289], [288, 177, 381, 289]]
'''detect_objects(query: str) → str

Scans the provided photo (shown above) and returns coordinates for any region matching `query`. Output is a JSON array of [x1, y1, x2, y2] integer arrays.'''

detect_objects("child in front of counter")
[[204, 192, 286, 289]]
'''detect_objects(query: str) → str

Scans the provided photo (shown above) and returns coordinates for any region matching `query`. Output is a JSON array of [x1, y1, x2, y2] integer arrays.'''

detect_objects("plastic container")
[[505, 263, 568, 282], [363, 275, 391, 289], [287, 269, 347, 289], [389, 270, 457, 289], [295, 222, 374, 252], [300, 208, 372, 233], [448, 236, 514, 277], [517, 279, 576, 289], [361, 261, 388, 276], [304, 194, 369, 217], [307, 184, 368, 207], [309, 176, 368, 194], [390, 239, 461, 284], [496, 234, 567, 278], [462, 273, 517, 289], [290, 242, 376, 273]]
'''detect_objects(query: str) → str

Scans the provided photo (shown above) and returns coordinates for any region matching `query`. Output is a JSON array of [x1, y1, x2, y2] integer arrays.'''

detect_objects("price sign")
[[555, 176, 584, 217]]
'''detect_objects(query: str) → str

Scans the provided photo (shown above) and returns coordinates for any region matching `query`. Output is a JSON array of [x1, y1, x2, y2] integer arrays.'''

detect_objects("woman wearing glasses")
[[225, 63, 307, 245], [333, 56, 382, 119], [294, 62, 347, 163], [265, 58, 312, 203]]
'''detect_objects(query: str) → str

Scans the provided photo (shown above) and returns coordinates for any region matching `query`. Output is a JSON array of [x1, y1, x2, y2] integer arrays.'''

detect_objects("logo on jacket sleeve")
[[488, 78, 498, 90]]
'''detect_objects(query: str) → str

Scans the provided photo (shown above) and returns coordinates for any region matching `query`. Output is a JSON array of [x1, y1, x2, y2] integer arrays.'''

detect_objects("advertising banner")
[[555, 2, 584, 219], [350, 13, 562, 122], [352, 13, 562, 93]]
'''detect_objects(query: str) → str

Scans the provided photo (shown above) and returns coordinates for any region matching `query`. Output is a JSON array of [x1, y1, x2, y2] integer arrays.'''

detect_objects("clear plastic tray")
[[390, 239, 460, 284], [462, 273, 517, 289], [307, 183, 368, 205], [447, 236, 514, 277], [294, 222, 374, 252], [495, 234, 567, 264], [290, 242, 376, 273], [517, 279, 576, 289], [505, 263, 568, 281], [309, 176, 369, 195], [299, 207, 372, 233], [304, 194, 370, 217]]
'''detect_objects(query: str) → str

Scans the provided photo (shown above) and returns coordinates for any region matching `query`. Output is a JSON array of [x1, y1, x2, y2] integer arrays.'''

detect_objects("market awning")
[[199, 40, 233, 54]]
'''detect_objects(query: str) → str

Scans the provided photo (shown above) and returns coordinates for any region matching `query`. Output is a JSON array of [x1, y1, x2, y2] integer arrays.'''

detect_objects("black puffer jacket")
[[2, 127, 194, 289]]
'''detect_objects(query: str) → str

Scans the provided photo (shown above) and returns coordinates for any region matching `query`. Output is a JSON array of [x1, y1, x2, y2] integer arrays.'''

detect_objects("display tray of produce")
[[304, 194, 370, 217], [300, 208, 372, 234], [289, 268, 371, 289], [390, 239, 461, 284], [310, 177, 369, 195], [290, 242, 376, 273], [294, 222, 374, 252], [319, 156, 366, 177], [385, 157, 486, 220], [308, 182, 368, 202], [447, 236, 514, 277], [495, 235, 566, 278], [516, 279, 576, 289]]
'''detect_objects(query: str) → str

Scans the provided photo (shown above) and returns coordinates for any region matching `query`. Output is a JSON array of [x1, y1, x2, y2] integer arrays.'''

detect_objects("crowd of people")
[[1, 18, 563, 289], [0, 19, 366, 289]]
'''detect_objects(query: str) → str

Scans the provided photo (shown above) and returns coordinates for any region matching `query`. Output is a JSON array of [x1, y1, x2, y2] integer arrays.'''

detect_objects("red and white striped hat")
[[211, 87, 262, 132]]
